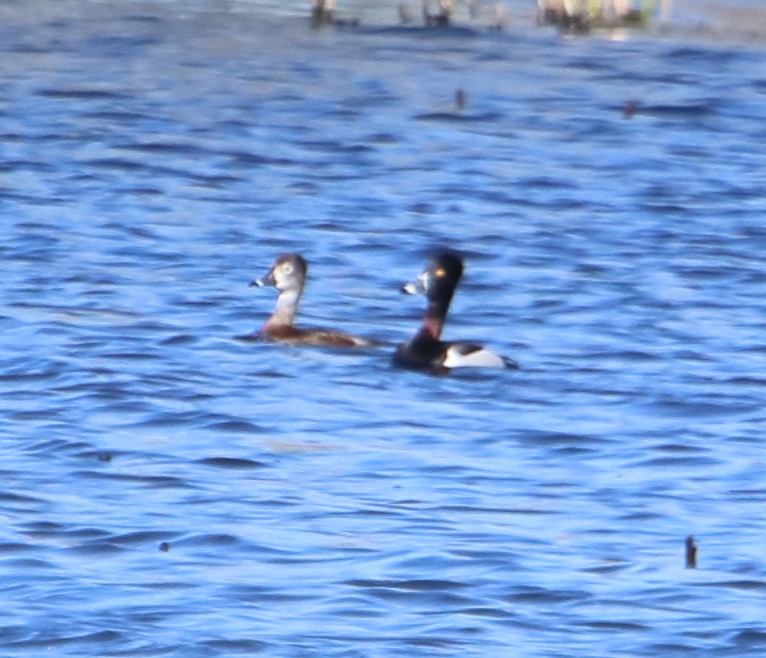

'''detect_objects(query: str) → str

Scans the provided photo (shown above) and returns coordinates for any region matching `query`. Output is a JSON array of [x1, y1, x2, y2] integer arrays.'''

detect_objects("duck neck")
[[266, 289, 301, 327], [417, 297, 450, 340]]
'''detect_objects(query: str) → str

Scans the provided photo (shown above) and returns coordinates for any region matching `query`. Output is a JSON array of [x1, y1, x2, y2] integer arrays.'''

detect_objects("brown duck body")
[[250, 254, 377, 348], [259, 322, 375, 348]]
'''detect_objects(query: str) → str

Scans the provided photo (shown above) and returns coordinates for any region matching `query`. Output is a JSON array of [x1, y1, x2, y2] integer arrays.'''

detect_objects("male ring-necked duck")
[[248, 253, 377, 348], [394, 252, 517, 372]]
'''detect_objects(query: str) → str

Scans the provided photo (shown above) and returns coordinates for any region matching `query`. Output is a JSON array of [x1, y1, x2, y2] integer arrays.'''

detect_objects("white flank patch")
[[443, 345, 507, 369]]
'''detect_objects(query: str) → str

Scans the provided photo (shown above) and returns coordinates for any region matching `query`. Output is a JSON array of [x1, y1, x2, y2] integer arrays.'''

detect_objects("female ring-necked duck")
[[249, 253, 377, 348], [394, 252, 517, 372]]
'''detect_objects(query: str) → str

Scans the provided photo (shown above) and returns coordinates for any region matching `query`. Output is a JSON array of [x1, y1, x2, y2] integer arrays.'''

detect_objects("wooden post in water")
[[685, 535, 698, 569]]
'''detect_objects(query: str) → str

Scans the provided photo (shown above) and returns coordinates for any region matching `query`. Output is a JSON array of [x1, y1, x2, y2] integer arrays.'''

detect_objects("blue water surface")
[[1, 0, 766, 656]]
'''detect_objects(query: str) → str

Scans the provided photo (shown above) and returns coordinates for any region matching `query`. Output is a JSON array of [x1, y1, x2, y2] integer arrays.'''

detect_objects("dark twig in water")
[[685, 535, 698, 569], [455, 89, 467, 111]]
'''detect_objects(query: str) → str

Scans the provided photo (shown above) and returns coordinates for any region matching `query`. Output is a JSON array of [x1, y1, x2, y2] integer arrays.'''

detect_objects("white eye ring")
[[282, 264, 294, 274]]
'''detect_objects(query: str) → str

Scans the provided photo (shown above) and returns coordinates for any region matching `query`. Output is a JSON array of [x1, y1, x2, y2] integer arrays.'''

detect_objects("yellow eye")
[[435, 268, 446, 277]]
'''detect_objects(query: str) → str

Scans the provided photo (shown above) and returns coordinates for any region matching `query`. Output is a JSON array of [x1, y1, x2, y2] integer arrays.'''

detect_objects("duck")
[[394, 252, 517, 372], [247, 253, 377, 348]]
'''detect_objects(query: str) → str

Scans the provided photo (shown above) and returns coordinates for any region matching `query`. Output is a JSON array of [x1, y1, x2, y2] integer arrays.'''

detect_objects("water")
[[2, 0, 766, 656]]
